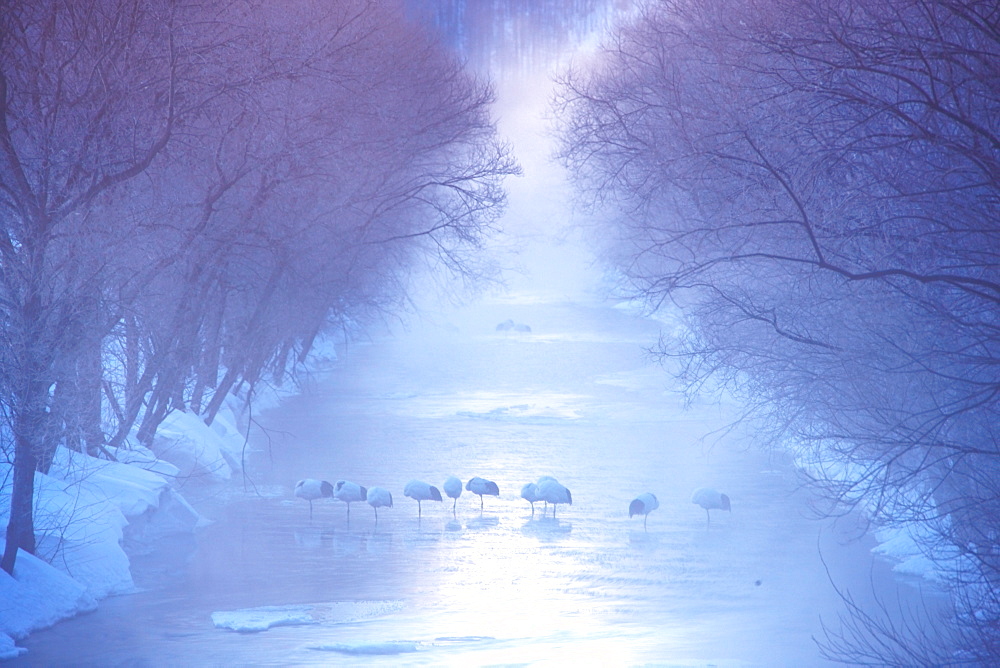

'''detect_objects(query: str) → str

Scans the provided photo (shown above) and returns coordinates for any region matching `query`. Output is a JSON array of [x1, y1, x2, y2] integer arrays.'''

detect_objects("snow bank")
[[0, 540, 97, 656], [0, 332, 339, 658], [51, 445, 206, 545], [50, 446, 168, 519], [151, 410, 240, 481], [0, 444, 204, 653], [870, 517, 969, 583], [0, 462, 132, 599], [106, 443, 181, 479], [0, 634, 26, 660], [792, 445, 971, 584]]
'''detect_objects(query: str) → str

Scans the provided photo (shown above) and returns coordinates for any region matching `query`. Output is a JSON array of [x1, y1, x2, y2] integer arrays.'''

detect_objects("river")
[[12, 1, 934, 665]]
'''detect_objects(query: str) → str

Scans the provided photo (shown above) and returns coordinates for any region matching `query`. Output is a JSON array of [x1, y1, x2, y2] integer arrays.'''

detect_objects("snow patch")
[[212, 600, 404, 633], [0, 462, 133, 598], [212, 605, 317, 632], [0, 540, 97, 642], [793, 444, 970, 584], [309, 641, 420, 655], [871, 520, 966, 583], [151, 410, 239, 481], [412, 391, 585, 421], [0, 633, 27, 660], [49, 446, 169, 519], [456, 403, 583, 421]]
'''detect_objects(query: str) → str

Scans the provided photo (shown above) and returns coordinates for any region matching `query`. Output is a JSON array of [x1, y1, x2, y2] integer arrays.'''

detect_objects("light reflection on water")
[[11, 3, 941, 665], [15, 299, 924, 666]]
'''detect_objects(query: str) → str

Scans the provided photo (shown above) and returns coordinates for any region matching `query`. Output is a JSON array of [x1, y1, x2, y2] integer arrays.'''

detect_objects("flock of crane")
[[294, 476, 732, 529]]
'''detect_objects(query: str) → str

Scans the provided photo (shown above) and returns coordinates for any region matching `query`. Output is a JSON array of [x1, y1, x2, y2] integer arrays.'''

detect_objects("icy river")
[[12, 1, 935, 665], [16, 285, 909, 667]]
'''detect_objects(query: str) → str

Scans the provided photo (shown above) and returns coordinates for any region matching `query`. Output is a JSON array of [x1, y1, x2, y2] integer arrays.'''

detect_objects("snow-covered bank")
[[616, 295, 964, 592], [0, 337, 339, 659], [0, 543, 96, 660], [0, 442, 206, 657]]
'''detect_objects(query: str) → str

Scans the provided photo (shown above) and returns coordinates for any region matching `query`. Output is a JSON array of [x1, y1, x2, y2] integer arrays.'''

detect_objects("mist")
[[3, 0, 987, 664]]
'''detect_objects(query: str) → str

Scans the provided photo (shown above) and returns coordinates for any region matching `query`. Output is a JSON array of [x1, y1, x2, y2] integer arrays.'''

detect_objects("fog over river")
[[13, 1, 938, 665]]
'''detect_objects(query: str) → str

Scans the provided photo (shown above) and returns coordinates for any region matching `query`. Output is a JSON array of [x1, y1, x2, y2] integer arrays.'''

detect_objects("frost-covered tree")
[[556, 0, 1000, 661], [0, 0, 207, 575], [104, 0, 517, 444], [1, 0, 515, 575]]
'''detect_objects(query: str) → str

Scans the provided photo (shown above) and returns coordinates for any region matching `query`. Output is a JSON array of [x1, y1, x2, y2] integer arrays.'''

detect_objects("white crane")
[[404, 480, 442, 518], [465, 476, 500, 510], [537, 478, 572, 517], [294, 479, 333, 518], [520, 482, 540, 516], [629, 492, 659, 530], [334, 480, 367, 521], [443, 476, 463, 514], [691, 487, 731, 526], [366, 486, 393, 522], [536, 476, 558, 513]]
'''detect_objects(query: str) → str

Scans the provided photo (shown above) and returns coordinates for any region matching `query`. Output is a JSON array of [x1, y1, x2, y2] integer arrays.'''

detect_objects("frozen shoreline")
[[0, 339, 338, 660], [0, 314, 947, 662]]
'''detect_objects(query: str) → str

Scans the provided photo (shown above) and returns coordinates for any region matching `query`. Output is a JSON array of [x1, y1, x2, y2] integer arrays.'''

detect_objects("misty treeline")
[[0, 0, 516, 574], [556, 0, 999, 663], [418, 0, 614, 71]]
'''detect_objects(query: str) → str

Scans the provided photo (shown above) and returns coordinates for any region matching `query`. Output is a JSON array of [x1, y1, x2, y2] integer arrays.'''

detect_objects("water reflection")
[[8, 2, 935, 665], [627, 530, 659, 548], [366, 531, 393, 555], [292, 527, 334, 549], [465, 514, 500, 531], [521, 517, 573, 540]]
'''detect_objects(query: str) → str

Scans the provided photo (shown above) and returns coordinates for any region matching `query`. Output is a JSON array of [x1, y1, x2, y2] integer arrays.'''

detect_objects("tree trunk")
[[1, 441, 37, 574], [1, 378, 48, 575], [202, 365, 241, 426], [136, 380, 173, 446], [78, 333, 105, 455]]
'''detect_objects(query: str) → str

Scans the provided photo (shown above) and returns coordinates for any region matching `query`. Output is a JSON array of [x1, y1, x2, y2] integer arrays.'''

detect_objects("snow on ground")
[[151, 410, 239, 481], [0, 443, 212, 657], [792, 444, 970, 584], [0, 420, 229, 657], [0, 540, 97, 658], [638, 295, 965, 589], [0, 343, 339, 659], [0, 460, 132, 599]]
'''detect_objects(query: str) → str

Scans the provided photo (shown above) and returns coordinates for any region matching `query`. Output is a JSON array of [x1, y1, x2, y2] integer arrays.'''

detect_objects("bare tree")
[[0, 0, 203, 574], [1, 0, 516, 576], [556, 0, 1000, 661], [101, 0, 517, 437]]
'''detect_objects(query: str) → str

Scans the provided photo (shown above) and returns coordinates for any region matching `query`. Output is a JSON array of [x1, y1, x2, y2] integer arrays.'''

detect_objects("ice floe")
[[212, 600, 404, 633]]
